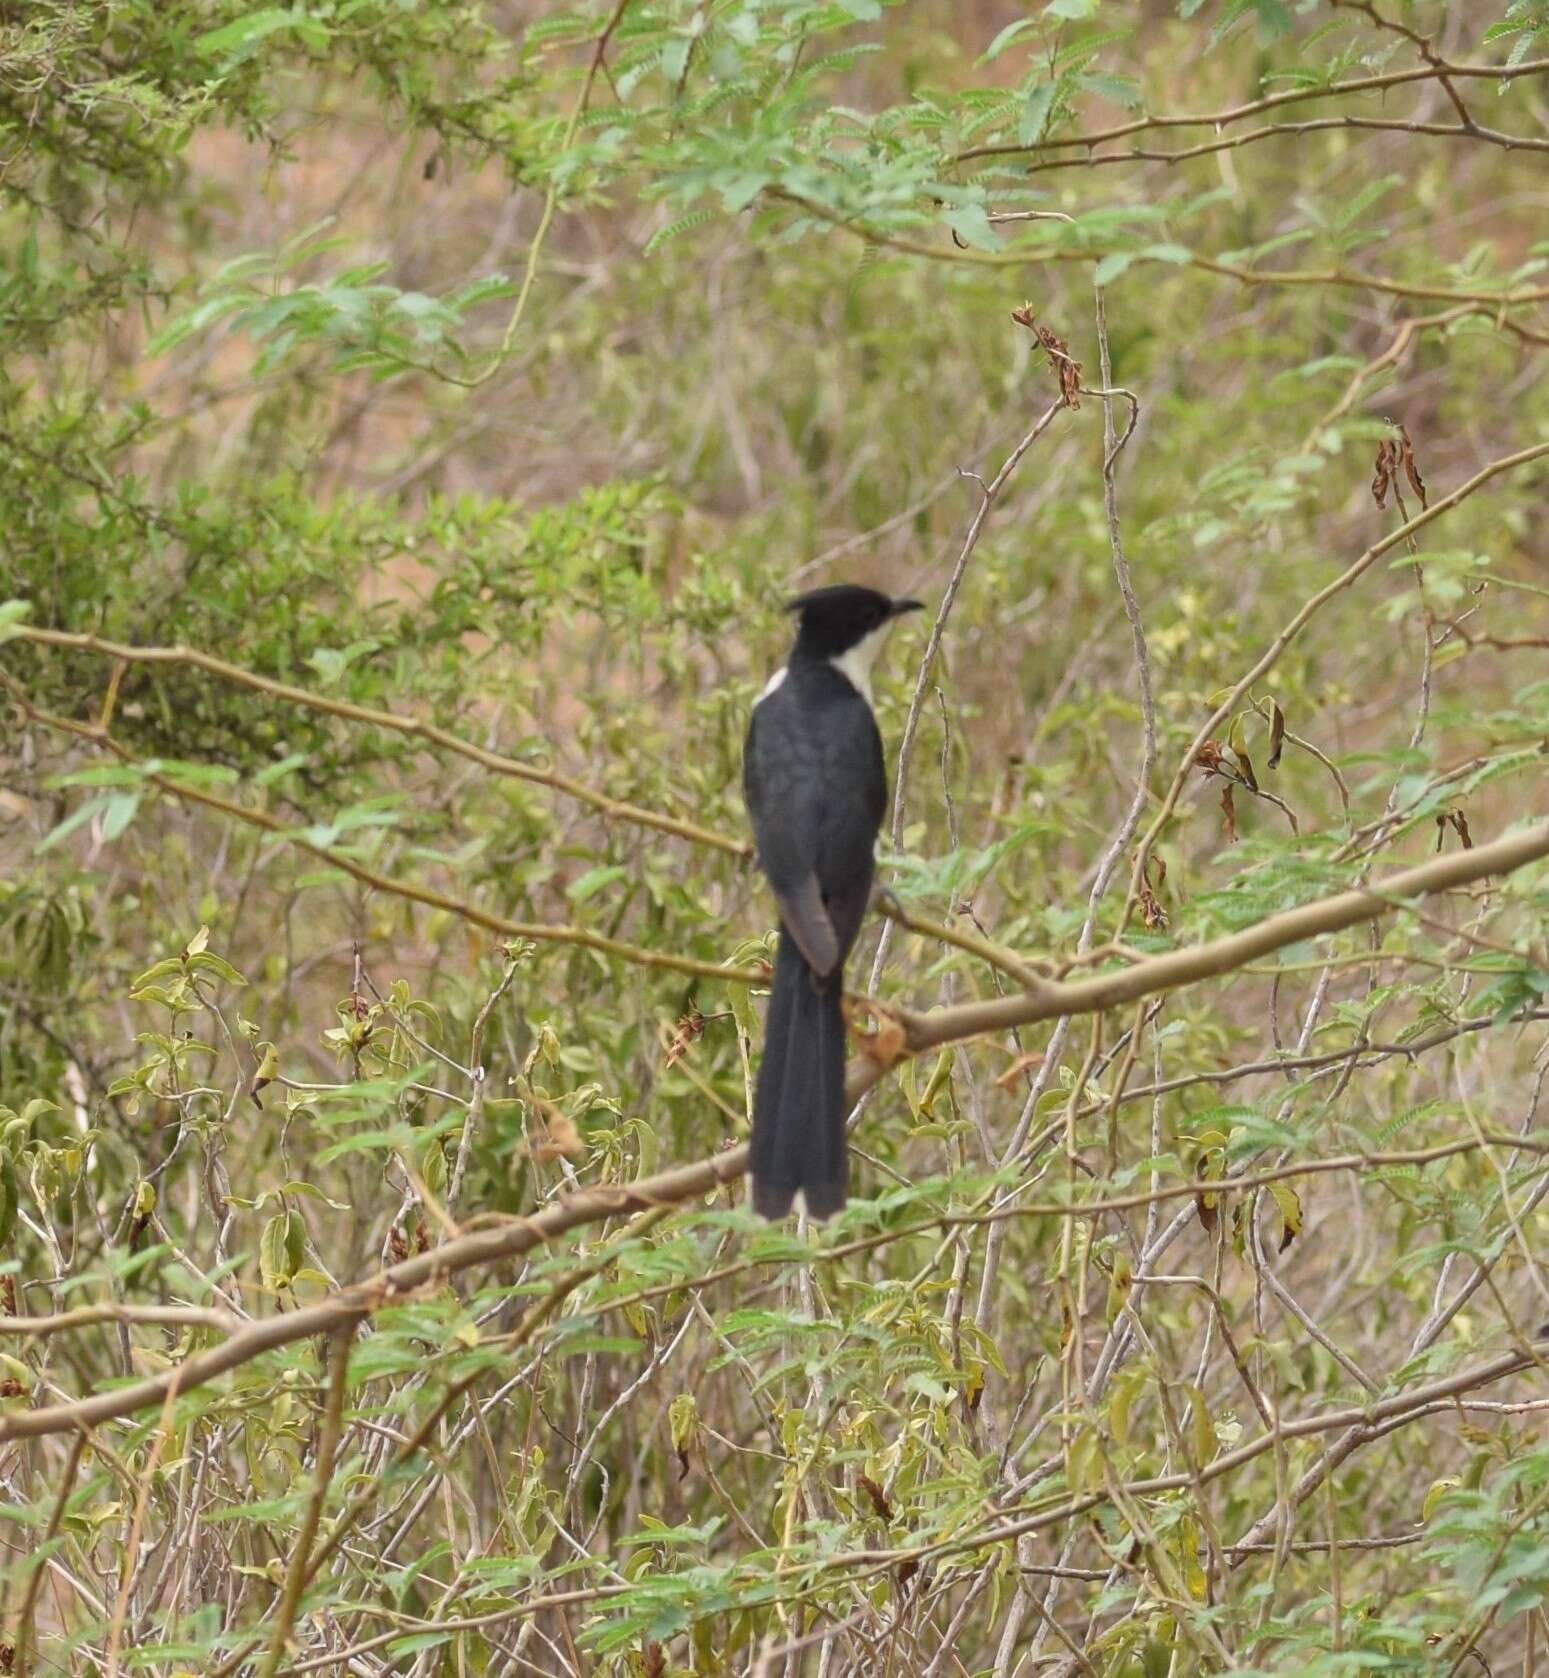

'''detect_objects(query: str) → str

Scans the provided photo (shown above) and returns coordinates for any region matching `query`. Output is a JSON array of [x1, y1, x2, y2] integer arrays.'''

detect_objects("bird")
[[742, 583, 924, 1219]]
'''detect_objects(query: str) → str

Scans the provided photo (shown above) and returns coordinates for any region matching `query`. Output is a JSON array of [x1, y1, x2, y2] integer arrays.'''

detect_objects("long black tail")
[[750, 928, 847, 1220]]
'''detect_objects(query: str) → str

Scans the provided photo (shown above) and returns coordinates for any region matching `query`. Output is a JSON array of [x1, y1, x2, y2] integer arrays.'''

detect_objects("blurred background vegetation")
[[2, 0, 1549, 1672]]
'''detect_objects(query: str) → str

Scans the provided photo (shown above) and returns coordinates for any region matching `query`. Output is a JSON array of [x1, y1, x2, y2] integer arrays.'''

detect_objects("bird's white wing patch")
[[756, 666, 788, 704]]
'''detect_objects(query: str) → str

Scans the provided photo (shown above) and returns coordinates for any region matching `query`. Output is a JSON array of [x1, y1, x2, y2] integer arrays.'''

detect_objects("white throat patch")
[[828, 620, 893, 708]]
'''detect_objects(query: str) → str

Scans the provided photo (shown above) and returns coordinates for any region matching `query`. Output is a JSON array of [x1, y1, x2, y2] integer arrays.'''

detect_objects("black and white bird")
[[742, 584, 923, 1219]]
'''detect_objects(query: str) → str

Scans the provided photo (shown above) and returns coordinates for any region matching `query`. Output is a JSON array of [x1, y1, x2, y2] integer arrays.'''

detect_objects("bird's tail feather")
[[750, 929, 847, 1220]]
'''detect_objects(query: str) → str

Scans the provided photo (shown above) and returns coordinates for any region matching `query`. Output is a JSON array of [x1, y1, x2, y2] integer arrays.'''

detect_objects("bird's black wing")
[[744, 672, 885, 978], [744, 693, 841, 976]]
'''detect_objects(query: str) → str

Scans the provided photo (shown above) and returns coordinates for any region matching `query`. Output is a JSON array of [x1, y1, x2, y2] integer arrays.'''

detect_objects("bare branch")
[[4, 815, 1546, 1444]]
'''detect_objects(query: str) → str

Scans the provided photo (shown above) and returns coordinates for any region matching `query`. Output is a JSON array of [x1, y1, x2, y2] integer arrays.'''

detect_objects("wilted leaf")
[[1372, 438, 1396, 509], [1398, 423, 1428, 508], [1226, 715, 1258, 791], [250, 1041, 278, 1108], [856, 1473, 893, 1522], [1266, 699, 1286, 770], [259, 1209, 305, 1292], [1268, 1180, 1303, 1252], [1011, 304, 1082, 406], [663, 1009, 705, 1069], [0, 1158, 17, 1246], [1105, 1249, 1133, 1323], [1180, 1517, 1208, 1599], [852, 1004, 908, 1074], [530, 1105, 584, 1163], [995, 1050, 1045, 1089], [1436, 809, 1474, 852], [416, 1133, 447, 1197], [1423, 1476, 1461, 1522], [669, 1392, 698, 1480]]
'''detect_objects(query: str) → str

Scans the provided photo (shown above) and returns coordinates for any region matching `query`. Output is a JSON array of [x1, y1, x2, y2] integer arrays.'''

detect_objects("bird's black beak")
[[890, 597, 926, 618]]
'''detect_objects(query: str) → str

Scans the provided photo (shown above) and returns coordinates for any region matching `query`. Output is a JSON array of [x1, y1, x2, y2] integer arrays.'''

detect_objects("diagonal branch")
[[0, 684, 763, 988], [1122, 436, 1549, 918], [10, 624, 746, 856], [1015, 114, 1549, 174], [765, 188, 1549, 312], [952, 54, 1549, 162], [3, 815, 1546, 1444], [874, 816, 1549, 1081]]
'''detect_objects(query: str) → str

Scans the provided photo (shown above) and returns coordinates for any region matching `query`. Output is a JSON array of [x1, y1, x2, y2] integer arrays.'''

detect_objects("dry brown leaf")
[[1436, 809, 1474, 852], [1267, 699, 1286, 770], [1398, 423, 1428, 508], [1130, 848, 1169, 930], [857, 1473, 893, 1523], [663, 1008, 705, 1069], [854, 1006, 908, 1074], [995, 1051, 1046, 1089], [531, 1112, 584, 1163], [1373, 426, 1427, 512], [1012, 303, 1082, 407]]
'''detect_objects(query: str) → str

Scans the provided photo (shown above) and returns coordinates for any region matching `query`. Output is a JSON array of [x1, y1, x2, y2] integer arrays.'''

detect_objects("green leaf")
[[978, 18, 1039, 63], [1076, 71, 1143, 108], [46, 765, 145, 789], [187, 951, 247, 986], [258, 1210, 305, 1292], [99, 793, 141, 843], [944, 205, 1002, 251], [0, 599, 31, 645], [385, 1634, 453, 1657], [196, 9, 326, 57], [719, 172, 770, 213], [644, 210, 719, 256], [254, 754, 308, 789], [416, 1134, 447, 1198], [36, 796, 112, 854], [566, 865, 629, 903], [0, 1157, 17, 1246], [1423, 1476, 1461, 1521], [1140, 242, 1194, 265], [1094, 251, 1134, 284], [1019, 83, 1058, 145], [1253, 0, 1292, 42]]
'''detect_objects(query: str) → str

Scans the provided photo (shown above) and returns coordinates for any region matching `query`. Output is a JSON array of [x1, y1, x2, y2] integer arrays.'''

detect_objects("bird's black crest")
[[782, 585, 922, 659], [784, 583, 894, 617]]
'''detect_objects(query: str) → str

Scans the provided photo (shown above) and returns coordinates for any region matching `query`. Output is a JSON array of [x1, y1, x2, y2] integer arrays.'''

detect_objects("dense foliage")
[[3, 1, 1549, 1672]]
